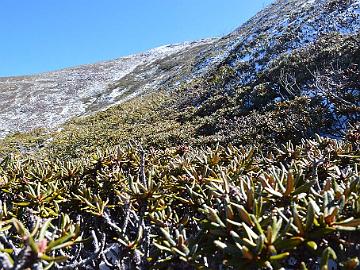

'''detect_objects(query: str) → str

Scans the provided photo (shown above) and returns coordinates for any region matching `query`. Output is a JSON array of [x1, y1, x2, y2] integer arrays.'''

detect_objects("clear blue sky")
[[0, 0, 273, 77]]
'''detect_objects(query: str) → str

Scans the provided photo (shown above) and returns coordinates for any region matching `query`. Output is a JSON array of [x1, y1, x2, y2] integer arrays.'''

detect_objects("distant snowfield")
[[0, 39, 215, 138]]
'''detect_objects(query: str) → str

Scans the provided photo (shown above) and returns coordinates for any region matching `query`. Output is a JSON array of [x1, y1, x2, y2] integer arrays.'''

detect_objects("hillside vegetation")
[[0, 0, 359, 269], [0, 134, 359, 269]]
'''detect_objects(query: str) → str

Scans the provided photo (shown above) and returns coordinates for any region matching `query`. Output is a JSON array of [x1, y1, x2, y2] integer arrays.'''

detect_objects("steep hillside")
[[177, 0, 360, 144], [1, 0, 359, 153], [0, 39, 215, 138], [196, 0, 360, 75], [1, 0, 356, 158]]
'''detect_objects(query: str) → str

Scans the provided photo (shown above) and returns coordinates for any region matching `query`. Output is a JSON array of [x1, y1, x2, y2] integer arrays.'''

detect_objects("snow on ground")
[[194, 0, 360, 84], [0, 39, 214, 138]]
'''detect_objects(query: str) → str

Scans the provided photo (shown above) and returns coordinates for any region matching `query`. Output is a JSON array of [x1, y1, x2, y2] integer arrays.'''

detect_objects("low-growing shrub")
[[0, 134, 359, 269]]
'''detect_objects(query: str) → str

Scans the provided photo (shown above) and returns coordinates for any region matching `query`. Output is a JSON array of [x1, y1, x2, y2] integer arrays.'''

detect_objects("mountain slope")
[[0, 39, 215, 138], [0, 0, 359, 156], [196, 0, 360, 75], [175, 0, 360, 145], [0, 1, 360, 269]]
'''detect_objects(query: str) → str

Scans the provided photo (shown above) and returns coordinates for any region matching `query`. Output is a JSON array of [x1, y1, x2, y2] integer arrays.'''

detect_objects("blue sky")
[[0, 0, 273, 77]]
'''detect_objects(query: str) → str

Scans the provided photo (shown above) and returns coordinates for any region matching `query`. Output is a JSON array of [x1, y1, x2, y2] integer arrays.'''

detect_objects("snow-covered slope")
[[195, 0, 360, 80], [0, 39, 215, 138], [186, 0, 359, 139]]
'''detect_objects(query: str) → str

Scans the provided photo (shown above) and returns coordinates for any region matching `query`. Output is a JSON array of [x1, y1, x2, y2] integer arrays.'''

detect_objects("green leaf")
[[171, 247, 187, 257], [214, 240, 240, 256], [255, 234, 265, 254], [13, 202, 31, 206], [160, 228, 176, 246], [39, 254, 68, 262], [153, 242, 172, 252], [47, 233, 75, 250], [231, 202, 254, 226], [293, 180, 315, 195], [0, 248, 13, 254], [39, 219, 53, 240], [214, 240, 227, 250], [250, 215, 264, 237], [306, 241, 317, 250], [0, 224, 12, 232], [284, 170, 294, 196], [206, 207, 225, 227], [243, 222, 258, 242], [320, 247, 337, 270], [28, 236, 39, 254], [308, 227, 336, 238], [292, 205, 305, 236], [275, 237, 304, 250], [300, 262, 309, 270], [12, 218, 28, 237], [305, 200, 315, 232], [270, 252, 289, 261]]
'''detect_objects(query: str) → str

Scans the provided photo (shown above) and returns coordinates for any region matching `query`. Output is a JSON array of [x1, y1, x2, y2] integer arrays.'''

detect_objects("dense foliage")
[[177, 32, 360, 147], [0, 2, 359, 269], [0, 133, 359, 269]]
